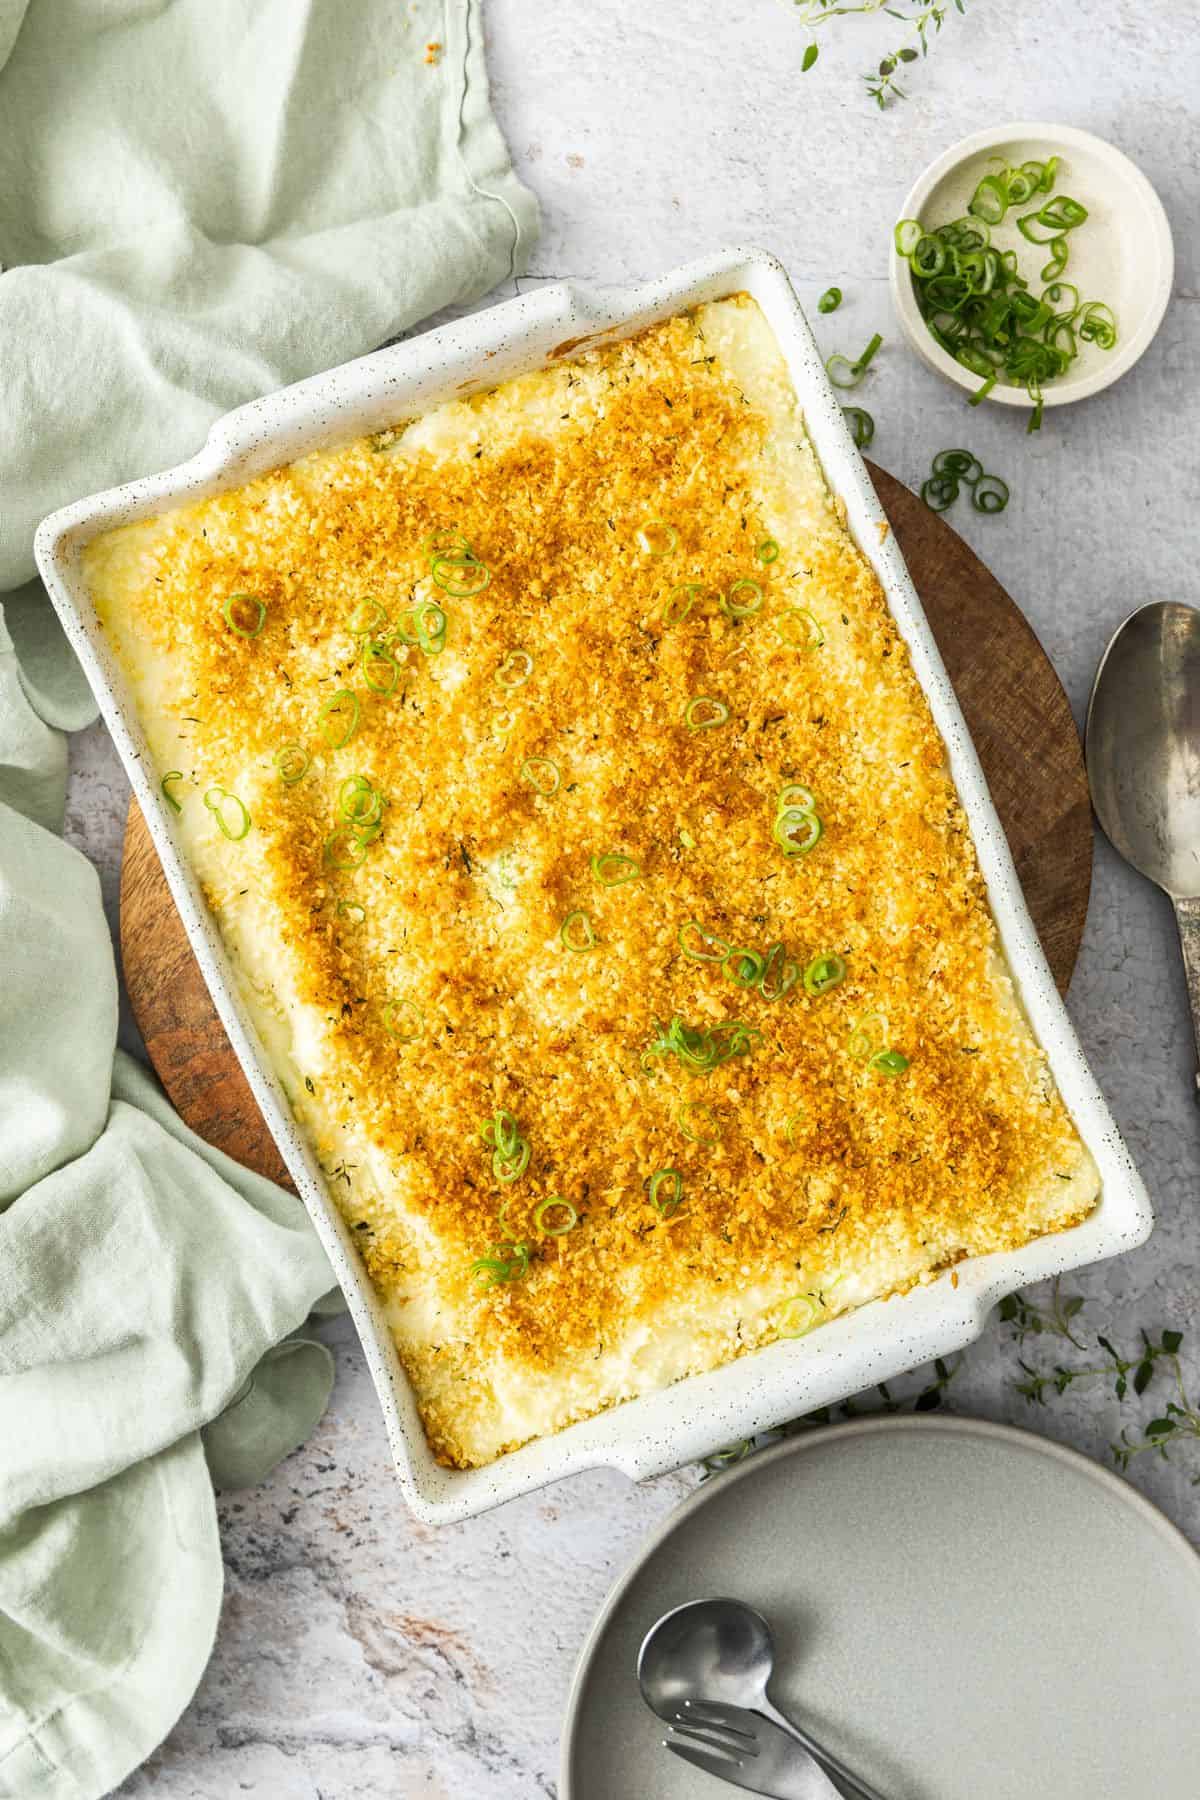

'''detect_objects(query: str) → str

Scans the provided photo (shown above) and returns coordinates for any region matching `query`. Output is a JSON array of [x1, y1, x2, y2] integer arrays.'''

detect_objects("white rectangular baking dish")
[[35, 247, 1153, 1524]]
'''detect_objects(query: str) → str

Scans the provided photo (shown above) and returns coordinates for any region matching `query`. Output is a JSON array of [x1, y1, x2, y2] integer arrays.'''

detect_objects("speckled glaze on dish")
[[34, 249, 1152, 1524]]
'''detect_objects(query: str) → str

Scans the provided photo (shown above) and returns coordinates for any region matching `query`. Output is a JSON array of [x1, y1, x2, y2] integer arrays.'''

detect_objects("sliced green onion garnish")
[[1077, 300, 1117, 349], [382, 998, 424, 1043], [590, 851, 642, 887], [777, 782, 816, 812], [967, 172, 1010, 225], [721, 579, 763, 619], [348, 598, 387, 637], [678, 920, 731, 963], [470, 1241, 530, 1287], [1044, 278, 1081, 317], [1018, 195, 1088, 242], [1004, 169, 1036, 207], [161, 771, 184, 813], [421, 528, 472, 560], [818, 286, 842, 313], [336, 900, 366, 923], [723, 946, 766, 989], [685, 695, 730, 732], [921, 474, 959, 513], [912, 232, 948, 276], [319, 689, 359, 749], [643, 1013, 762, 1076], [493, 1139, 530, 1182], [855, 331, 882, 371], [203, 786, 251, 841], [481, 1108, 521, 1159], [480, 1109, 531, 1183], [893, 219, 922, 257], [778, 608, 824, 649], [535, 1196, 577, 1236], [429, 544, 489, 596], [221, 593, 266, 639], [803, 952, 847, 996], [1049, 317, 1080, 361], [560, 909, 597, 952], [658, 583, 705, 627], [824, 354, 860, 389], [520, 756, 560, 796], [843, 406, 874, 448], [783, 1111, 805, 1145], [932, 448, 982, 485], [361, 638, 399, 694], [755, 537, 780, 565], [339, 775, 384, 833], [760, 940, 800, 1002], [636, 520, 678, 557], [848, 1011, 887, 1061], [773, 805, 823, 857], [869, 1049, 910, 1076], [413, 598, 448, 655], [922, 450, 1008, 515], [779, 1293, 820, 1338], [826, 333, 882, 389], [495, 649, 533, 690], [972, 473, 1010, 514], [274, 743, 309, 785], [323, 826, 368, 870], [1041, 236, 1069, 282], [677, 1101, 719, 1145], [648, 1168, 683, 1217]]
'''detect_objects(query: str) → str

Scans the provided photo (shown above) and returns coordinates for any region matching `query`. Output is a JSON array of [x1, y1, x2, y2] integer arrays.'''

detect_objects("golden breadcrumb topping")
[[85, 295, 1098, 1468]]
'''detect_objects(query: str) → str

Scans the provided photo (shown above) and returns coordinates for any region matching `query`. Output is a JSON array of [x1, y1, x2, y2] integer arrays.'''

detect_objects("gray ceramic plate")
[[561, 1416, 1200, 1800]]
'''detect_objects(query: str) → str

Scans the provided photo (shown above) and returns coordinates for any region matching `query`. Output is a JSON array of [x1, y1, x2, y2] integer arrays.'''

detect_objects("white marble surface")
[[62, 1, 1200, 1791]]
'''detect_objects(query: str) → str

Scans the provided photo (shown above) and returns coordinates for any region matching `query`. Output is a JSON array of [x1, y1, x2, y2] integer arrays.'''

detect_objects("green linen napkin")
[[0, 3, 537, 1795]]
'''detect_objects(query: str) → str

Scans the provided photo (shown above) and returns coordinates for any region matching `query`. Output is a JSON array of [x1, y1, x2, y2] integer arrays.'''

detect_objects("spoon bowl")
[[1086, 601, 1200, 897], [1086, 600, 1200, 1090], [637, 1597, 777, 1722]]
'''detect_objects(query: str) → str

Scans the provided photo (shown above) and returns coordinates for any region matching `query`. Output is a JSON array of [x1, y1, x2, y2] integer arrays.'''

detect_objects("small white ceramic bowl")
[[888, 121, 1174, 414]]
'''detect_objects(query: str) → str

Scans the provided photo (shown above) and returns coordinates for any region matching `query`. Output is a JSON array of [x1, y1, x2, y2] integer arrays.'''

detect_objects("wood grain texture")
[[119, 460, 1092, 1183]]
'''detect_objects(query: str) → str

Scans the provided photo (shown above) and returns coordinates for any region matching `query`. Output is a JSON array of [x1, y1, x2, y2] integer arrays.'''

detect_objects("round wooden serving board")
[[119, 461, 1093, 1186]]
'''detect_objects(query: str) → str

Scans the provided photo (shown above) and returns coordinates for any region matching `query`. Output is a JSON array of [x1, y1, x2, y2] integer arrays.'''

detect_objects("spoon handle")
[[1173, 897, 1200, 1098], [759, 1696, 890, 1800]]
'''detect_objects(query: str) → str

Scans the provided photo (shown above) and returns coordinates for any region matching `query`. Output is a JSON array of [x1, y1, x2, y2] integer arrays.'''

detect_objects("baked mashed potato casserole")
[[85, 294, 1100, 1468]]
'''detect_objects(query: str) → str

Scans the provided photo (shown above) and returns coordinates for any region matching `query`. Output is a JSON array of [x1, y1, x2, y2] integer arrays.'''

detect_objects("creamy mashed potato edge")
[[84, 296, 1100, 1467]]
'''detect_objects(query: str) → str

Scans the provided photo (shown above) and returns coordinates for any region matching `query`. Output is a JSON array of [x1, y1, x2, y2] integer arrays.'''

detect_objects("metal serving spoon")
[[638, 1599, 888, 1800], [1086, 601, 1200, 1094]]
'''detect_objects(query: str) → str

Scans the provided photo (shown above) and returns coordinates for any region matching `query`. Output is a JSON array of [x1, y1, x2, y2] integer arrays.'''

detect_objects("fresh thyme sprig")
[[701, 1354, 961, 1477], [1003, 1286, 1197, 1476], [998, 1276, 1087, 1350], [791, 0, 970, 107], [1014, 1329, 1180, 1407], [1113, 1349, 1200, 1475]]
